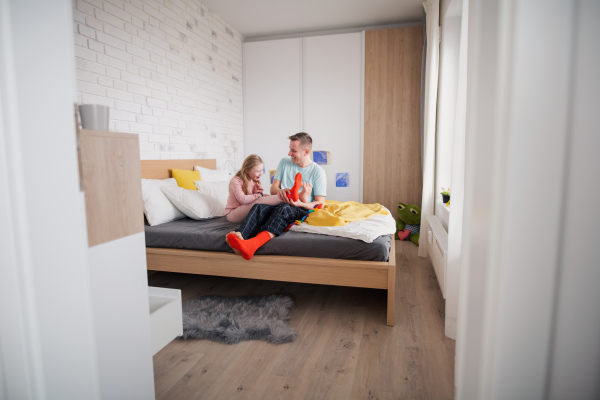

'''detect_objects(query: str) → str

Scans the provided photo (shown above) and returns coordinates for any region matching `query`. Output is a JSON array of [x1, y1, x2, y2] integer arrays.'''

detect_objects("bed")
[[141, 159, 397, 326]]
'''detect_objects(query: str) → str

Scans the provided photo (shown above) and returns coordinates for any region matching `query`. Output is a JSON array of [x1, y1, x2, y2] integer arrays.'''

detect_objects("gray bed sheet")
[[145, 217, 391, 262]]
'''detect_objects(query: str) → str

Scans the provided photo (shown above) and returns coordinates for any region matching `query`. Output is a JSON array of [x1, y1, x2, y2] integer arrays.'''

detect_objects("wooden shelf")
[[149, 286, 182, 355]]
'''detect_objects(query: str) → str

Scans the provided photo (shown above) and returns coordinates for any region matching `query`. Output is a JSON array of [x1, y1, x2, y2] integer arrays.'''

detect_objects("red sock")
[[287, 172, 302, 201], [226, 231, 272, 260]]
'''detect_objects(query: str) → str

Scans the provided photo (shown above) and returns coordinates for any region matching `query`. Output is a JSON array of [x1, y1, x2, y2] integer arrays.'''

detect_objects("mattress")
[[145, 217, 391, 262]]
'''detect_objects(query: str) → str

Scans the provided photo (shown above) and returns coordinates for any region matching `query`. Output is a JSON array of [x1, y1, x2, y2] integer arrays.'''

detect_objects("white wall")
[[0, 0, 100, 398], [72, 0, 244, 167]]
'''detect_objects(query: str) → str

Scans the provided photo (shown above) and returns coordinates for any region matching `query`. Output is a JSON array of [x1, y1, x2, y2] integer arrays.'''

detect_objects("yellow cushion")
[[171, 169, 200, 190]]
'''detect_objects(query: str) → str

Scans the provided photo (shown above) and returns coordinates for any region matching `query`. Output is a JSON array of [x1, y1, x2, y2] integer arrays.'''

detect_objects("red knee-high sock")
[[287, 172, 302, 201], [226, 231, 272, 260]]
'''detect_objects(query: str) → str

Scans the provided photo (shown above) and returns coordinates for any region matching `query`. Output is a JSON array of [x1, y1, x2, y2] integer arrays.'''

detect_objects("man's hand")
[[278, 188, 292, 202], [288, 199, 312, 209]]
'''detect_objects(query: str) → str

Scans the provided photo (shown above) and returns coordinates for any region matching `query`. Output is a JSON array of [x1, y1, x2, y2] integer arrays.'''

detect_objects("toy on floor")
[[396, 202, 421, 246]]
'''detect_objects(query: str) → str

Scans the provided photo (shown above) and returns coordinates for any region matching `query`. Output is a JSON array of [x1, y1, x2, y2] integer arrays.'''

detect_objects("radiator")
[[426, 215, 448, 298]]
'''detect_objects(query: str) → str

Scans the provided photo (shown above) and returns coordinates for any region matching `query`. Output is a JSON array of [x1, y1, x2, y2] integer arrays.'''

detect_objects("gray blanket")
[[145, 217, 391, 262]]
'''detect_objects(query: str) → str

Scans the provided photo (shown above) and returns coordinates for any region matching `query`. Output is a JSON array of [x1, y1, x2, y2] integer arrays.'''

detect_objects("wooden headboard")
[[140, 159, 217, 179]]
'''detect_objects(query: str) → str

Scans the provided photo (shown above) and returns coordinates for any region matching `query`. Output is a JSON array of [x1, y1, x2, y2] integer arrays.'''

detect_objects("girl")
[[224, 154, 283, 223]]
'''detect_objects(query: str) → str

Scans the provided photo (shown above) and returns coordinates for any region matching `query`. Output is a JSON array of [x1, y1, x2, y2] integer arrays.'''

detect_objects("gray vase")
[[79, 104, 109, 131]]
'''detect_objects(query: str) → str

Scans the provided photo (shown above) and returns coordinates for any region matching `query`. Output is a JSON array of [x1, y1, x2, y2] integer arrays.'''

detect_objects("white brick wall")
[[73, 0, 243, 167]]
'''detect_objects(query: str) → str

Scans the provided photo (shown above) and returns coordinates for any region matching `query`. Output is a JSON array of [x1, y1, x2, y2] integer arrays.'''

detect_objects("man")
[[226, 132, 327, 260]]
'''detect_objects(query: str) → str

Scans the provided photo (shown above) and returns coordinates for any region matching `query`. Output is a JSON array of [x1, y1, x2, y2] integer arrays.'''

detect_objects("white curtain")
[[419, 0, 440, 258], [446, 0, 470, 341]]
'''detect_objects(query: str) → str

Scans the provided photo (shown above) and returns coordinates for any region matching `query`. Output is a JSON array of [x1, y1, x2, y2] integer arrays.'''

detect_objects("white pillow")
[[194, 166, 230, 182], [194, 180, 229, 209], [161, 186, 225, 219], [141, 178, 185, 226]]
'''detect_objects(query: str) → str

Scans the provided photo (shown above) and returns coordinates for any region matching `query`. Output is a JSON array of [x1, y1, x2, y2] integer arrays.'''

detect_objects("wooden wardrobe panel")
[[80, 129, 144, 247], [364, 27, 424, 218]]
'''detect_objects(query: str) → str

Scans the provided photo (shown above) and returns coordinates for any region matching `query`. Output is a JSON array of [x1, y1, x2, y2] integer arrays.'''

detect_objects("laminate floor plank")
[[349, 301, 400, 399], [157, 341, 253, 400], [297, 306, 365, 400], [202, 342, 287, 400], [150, 241, 455, 400], [269, 286, 335, 378], [153, 343, 206, 399]]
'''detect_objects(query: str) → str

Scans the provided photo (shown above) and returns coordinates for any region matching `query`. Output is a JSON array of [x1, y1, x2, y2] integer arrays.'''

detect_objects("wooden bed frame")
[[141, 159, 397, 326]]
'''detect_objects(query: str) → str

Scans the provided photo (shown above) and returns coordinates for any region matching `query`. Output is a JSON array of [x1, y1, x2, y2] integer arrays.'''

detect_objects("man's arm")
[[311, 195, 325, 208], [270, 179, 281, 195]]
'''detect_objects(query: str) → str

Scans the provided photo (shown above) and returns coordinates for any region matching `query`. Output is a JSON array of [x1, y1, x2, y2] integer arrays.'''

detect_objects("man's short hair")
[[288, 132, 312, 150]]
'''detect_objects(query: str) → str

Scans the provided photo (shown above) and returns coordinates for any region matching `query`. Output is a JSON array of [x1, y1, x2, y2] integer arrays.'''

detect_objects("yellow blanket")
[[305, 200, 389, 226]]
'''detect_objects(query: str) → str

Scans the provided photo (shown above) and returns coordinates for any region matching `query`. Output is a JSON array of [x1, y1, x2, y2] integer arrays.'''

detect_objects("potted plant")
[[441, 188, 451, 204]]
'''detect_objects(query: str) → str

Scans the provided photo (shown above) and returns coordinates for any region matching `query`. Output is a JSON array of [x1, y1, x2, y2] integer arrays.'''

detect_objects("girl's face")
[[248, 164, 263, 181]]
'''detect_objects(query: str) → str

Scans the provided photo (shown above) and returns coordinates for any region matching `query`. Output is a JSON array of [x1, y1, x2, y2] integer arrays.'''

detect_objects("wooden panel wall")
[[80, 129, 144, 247], [364, 27, 424, 218]]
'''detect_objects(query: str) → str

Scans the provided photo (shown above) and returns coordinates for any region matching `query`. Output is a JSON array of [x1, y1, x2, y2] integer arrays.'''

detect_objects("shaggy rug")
[[180, 294, 297, 344]]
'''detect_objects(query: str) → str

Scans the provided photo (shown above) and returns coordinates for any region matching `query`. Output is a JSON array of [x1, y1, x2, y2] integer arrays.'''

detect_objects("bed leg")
[[386, 239, 397, 326], [387, 264, 396, 326]]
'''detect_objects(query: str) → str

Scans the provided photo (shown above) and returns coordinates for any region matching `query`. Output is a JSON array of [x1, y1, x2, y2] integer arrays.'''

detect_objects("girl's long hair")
[[235, 154, 263, 194]]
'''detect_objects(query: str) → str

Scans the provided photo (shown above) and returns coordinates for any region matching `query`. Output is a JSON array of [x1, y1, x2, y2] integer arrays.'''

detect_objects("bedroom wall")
[[72, 0, 244, 168]]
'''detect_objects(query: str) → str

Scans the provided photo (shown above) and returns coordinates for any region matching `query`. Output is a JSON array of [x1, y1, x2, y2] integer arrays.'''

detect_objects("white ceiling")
[[200, 0, 424, 40]]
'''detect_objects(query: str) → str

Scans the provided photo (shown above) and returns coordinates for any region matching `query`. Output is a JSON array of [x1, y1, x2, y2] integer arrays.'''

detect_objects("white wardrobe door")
[[304, 33, 363, 202], [243, 38, 302, 190]]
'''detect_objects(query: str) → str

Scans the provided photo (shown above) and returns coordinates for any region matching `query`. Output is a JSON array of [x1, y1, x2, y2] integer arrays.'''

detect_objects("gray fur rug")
[[180, 295, 297, 344]]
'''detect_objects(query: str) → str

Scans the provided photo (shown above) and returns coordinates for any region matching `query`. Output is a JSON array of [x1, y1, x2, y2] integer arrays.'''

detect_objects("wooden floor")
[[149, 240, 455, 400]]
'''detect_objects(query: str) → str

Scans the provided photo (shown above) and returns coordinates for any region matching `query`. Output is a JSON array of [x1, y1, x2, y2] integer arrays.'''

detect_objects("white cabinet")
[[304, 33, 362, 202], [243, 33, 363, 202], [88, 235, 155, 400], [80, 130, 155, 399]]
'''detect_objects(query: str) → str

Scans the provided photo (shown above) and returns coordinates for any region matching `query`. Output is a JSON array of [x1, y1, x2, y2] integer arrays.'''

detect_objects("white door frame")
[[0, 0, 100, 398]]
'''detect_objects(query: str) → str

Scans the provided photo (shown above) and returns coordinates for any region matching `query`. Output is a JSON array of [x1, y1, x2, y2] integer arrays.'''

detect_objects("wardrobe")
[[243, 27, 423, 218]]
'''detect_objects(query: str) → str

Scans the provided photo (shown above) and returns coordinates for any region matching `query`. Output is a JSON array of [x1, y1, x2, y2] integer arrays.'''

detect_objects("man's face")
[[288, 140, 307, 165]]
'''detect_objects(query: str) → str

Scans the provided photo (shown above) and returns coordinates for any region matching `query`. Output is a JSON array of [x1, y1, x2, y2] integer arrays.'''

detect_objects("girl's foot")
[[299, 182, 312, 203], [226, 231, 243, 255]]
